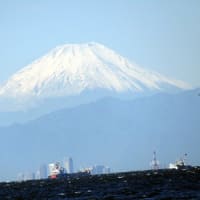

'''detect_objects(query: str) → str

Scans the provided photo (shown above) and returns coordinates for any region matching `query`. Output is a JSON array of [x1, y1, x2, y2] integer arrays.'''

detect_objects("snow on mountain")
[[0, 42, 190, 97], [0, 42, 191, 112]]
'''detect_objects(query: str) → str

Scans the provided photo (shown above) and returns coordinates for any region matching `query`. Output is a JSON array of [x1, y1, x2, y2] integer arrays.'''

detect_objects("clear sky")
[[0, 0, 200, 87]]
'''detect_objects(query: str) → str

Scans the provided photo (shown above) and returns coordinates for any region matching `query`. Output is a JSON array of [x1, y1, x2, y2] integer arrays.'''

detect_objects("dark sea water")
[[0, 167, 200, 200]]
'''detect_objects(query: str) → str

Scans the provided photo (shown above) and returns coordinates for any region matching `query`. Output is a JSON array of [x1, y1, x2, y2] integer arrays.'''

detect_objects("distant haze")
[[0, 89, 199, 181]]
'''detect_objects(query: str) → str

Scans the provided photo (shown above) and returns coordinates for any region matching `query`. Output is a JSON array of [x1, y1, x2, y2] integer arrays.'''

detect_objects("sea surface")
[[0, 167, 200, 200]]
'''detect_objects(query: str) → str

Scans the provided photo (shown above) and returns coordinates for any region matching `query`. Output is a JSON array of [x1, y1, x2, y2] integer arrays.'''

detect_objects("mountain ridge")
[[0, 88, 199, 181]]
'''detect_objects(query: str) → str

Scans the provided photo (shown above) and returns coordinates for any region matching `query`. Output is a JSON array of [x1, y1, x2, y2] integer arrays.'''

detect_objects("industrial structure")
[[150, 151, 159, 170]]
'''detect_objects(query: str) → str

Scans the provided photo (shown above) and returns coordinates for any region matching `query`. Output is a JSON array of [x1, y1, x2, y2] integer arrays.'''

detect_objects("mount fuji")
[[0, 43, 198, 180], [0, 42, 191, 124]]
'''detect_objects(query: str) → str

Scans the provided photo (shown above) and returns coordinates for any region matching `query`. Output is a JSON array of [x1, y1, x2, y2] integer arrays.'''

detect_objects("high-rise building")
[[24, 172, 35, 181], [17, 172, 24, 181], [64, 157, 74, 174], [35, 170, 40, 180], [39, 164, 47, 179], [103, 167, 111, 174], [91, 165, 105, 175]]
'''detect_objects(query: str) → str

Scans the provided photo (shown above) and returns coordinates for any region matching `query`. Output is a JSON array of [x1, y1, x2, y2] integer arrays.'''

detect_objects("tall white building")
[[64, 157, 74, 174]]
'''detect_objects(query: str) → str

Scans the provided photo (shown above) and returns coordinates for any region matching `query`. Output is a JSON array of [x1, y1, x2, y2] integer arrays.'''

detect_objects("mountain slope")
[[0, 89, 199, 181], [0, 42, 190, 112]]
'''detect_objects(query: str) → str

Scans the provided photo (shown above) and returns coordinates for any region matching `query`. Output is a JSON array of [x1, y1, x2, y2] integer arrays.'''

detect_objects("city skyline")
[[17, 156, 111, 182]]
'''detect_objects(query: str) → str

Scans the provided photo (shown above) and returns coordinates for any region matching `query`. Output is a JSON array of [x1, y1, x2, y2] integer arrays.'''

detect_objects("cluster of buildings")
[[17, 157, 111, 181], [48, 157, 74, 178], [17, 152, 189, 181], [80, 165, 111, 175], [17, 164, 47, 181]]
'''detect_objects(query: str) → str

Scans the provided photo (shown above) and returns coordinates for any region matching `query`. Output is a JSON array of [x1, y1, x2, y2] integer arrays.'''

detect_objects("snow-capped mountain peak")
[[0, 42, 190, 101]]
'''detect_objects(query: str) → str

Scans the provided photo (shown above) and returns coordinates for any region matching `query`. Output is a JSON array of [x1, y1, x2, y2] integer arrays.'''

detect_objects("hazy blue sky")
[[0, 0, 199, 87]]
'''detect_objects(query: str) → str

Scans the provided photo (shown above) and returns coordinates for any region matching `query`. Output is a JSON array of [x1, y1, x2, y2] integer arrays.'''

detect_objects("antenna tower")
[[151, 151, 159, 170]]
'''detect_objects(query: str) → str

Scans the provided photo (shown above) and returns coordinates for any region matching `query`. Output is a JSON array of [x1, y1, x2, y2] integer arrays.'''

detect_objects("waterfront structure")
[[49, 162, 61, 176], [169, 153, 189, 169], [48, 162, 65, 178]]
